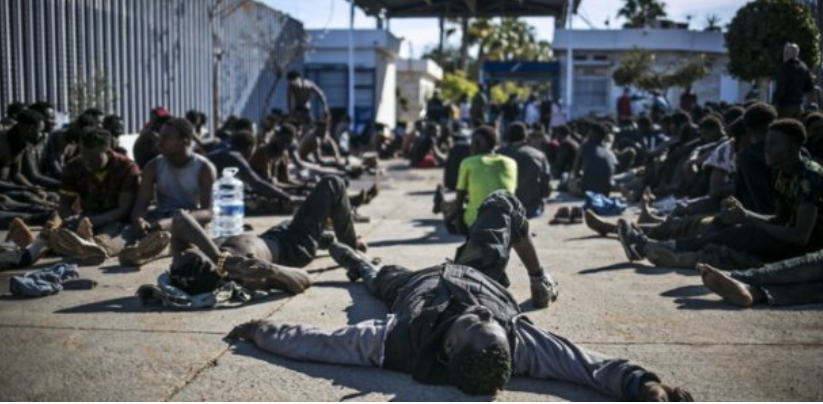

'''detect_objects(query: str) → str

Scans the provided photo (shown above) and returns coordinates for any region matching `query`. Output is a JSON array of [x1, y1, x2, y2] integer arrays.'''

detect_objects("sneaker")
[[549, 207, 571, 225], [617, 219, 646, 261], [6, 218, 35, 248], [119, 231, 171, 267], [569, 207, 584, 224], [352, 211, 371, 224], [49, 228, 108, 266], [328, 242, 370, 282], [433, 184, 444, 214]]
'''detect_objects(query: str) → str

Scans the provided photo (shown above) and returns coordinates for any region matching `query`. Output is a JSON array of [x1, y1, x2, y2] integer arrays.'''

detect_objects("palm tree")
[[704, 14, 722, 31], [617, 0, 667, 28]]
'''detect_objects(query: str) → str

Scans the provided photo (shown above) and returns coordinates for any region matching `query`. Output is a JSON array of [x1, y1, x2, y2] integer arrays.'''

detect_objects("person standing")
[[773, 43, 814, 119]]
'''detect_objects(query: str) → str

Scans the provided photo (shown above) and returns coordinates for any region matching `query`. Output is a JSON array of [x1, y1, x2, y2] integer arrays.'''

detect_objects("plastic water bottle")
[[212, 167, 245, 238]]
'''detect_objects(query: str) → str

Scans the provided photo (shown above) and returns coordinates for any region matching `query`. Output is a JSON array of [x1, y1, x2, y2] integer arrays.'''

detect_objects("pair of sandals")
[[549, 206, 584, 225]]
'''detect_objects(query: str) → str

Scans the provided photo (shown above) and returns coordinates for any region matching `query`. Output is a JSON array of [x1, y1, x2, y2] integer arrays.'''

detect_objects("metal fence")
[[0, 0, 305, 132]]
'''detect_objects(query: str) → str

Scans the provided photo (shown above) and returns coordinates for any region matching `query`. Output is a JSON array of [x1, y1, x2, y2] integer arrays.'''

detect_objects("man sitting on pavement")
[[127, 117, 217, 267], [617, 119, 823, 268], [433, 126, 516, 235], [499, 122, 551, 218]]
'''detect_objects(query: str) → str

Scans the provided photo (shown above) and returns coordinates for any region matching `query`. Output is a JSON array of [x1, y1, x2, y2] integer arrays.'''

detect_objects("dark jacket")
[[773, 58, 814, 106], [499, 142, 552, 212], [735, 141, 775, 215], [382, 264, 521, 385]]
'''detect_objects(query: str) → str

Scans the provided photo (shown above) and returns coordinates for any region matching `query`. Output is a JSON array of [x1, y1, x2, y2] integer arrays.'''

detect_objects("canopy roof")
[[352, 0, 580, 20]]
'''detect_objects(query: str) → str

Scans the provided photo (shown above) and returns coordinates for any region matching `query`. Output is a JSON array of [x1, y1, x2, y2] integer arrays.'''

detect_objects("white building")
[[553, 28, 750, 118], [396, 59, 443, 124], [304, 29, 402, 128]]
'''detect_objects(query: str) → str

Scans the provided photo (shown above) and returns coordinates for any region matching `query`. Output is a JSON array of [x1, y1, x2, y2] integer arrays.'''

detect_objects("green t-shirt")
[[456, 153, 518, 226]]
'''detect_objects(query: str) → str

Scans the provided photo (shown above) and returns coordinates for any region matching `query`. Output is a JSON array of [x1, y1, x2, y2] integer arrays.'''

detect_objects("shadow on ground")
[[367, 219, 464, 248], [227, 342, 611, 402], [53, 292, 291, 314]]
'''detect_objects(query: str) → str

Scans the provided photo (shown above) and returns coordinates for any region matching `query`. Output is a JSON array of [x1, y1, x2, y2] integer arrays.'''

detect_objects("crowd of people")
[[3, 43, 822, 400]]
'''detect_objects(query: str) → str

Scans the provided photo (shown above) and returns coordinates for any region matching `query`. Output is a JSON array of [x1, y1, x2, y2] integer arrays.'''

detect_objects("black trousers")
[[261, 176, 356, 267], [453, 191, 528, 288]]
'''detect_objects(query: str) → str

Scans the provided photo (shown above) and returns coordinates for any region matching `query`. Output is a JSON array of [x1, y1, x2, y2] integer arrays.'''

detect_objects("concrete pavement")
[[1, 160, 822, 401]]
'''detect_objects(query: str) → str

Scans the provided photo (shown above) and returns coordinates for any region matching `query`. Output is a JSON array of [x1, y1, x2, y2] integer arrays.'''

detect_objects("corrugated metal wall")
[[0, 0, 305, 132]]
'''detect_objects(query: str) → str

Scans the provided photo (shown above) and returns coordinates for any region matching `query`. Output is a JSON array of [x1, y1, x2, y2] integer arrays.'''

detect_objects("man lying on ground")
[[227, 240, 691, 401]]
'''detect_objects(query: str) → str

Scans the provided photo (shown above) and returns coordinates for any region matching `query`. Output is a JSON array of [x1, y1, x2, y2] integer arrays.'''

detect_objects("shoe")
[[328, 242, 370, 282], [119, 231, 171, 267], [549, 207, 571, 225], [433, 184, 444, 214], [584, 209, 617, 236], [76, 217, 94, 240], [617, 219, 646, 262], [569, 207, 583, 224], [6, 218, 35, 248], [352, 211, 371, 224], [49, 228, 107, 266]]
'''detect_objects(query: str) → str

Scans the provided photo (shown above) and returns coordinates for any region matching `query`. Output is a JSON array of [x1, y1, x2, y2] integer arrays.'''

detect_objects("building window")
[[574, 77, 609, 110]]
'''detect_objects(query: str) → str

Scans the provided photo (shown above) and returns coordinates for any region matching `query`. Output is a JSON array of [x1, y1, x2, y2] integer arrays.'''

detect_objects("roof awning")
[[351, 0, 580, 20]]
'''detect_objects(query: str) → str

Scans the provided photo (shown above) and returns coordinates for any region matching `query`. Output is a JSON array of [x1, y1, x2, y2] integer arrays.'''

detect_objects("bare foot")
[[6, 218, 35, 248], [76, 217, 95, 240], [696, 263, 754, 307], [640, 381, 694, 401], [638, 194, 663, 225]]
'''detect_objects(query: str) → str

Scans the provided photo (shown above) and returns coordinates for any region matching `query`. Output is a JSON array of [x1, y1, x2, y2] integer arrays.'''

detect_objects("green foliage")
[[617, 0, 668, 28], [490, 82, 531, 105], [69, 68, 113, 120], [612, 49, 655, 87], [666, 56, 710, 88], [612, 49, 709, 91], [726, 0, 821, 82], [439, 70, 478, 104]]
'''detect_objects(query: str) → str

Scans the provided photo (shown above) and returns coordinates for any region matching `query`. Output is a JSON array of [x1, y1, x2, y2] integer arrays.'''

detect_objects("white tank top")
[[154, 154, 212, 212]]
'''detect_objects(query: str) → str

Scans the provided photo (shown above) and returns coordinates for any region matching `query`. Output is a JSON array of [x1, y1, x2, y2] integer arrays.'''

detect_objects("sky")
[[262, 0, 750, 58]]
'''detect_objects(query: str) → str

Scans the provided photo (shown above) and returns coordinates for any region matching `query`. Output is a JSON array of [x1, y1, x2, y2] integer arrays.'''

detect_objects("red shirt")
[[60, 150, 140, 217]]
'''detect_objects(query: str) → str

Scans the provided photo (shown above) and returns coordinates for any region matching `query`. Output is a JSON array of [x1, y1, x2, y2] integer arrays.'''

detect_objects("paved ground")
[[1, 160, 822, 401]]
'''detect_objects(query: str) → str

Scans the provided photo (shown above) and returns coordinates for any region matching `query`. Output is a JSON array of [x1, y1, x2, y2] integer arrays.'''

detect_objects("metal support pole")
[[348, 0, 355, 124], [565, 0, 574, 120]]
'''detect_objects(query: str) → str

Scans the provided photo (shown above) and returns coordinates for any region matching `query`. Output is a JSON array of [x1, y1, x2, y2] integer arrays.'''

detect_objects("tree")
[[617, 0, 668, 28], [466, 17, 551, 77], [207, 0, 253, 130], [704, 14, 722, 32], [612, 49, 655, 87], [243, 11, 308, 109], [666, 56, 710, 89], [438, 71, 478, 104], [612, 49, 709, 93], [69, 68, 113, 120], [726, 0, 821, 98]]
